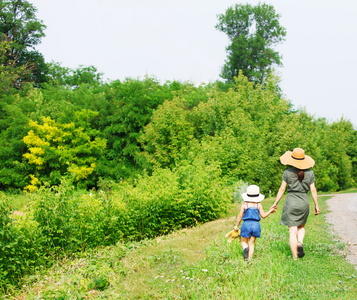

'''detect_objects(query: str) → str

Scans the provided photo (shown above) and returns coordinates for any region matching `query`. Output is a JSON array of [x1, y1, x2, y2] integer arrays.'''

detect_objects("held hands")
[[270, 204, 278, 211], [270, 201, 279, 211]]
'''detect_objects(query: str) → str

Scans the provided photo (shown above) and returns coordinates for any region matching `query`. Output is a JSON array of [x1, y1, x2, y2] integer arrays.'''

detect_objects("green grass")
[[334, 188, 357, 194], [4, 196, 357, 299], [316, 187, 357, 195], [2, 192, 29, 211]]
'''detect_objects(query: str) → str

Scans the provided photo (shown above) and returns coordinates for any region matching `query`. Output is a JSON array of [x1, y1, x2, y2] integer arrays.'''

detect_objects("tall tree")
[[0, 0, 47, 85], [216, 3, 286, 84], [0, 39, 29, 91]]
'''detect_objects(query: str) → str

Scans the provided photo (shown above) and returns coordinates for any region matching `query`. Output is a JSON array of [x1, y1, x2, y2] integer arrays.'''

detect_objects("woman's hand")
[[315, 205, 320, 215], [270, 204, 277, 210]]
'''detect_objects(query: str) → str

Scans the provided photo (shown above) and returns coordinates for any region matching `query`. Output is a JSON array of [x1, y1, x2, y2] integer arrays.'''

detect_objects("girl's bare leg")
[[288, 226, 298, 259], [241, 237, 250, 260], [248, 236, 256, 258], [241, 237, 249, 250]]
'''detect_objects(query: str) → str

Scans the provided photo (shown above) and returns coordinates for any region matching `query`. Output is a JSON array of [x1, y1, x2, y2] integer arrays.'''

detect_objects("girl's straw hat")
[[280, 148, 315, 169], [242, 185, 265, 203]]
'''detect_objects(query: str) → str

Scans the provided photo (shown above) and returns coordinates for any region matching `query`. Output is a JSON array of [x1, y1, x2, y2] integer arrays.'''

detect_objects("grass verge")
[[3, 196, 357, 299]]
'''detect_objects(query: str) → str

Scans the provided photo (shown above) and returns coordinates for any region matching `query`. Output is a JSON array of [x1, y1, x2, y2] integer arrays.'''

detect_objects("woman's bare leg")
[[288, 226, 298, 259], [297, 225, 305, 244]]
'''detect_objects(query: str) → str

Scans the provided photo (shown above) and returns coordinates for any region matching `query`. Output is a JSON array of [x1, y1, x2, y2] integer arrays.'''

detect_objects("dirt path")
[[325, 193, 357, 269]]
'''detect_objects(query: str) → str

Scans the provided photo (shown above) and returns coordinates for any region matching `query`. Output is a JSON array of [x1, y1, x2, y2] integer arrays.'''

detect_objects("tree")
[[22, 114, 107, 190], [44, 62, 103, 87], [0, 39, 29, 91], [0, 0, 47, 85], [216, 3, 286, 84]]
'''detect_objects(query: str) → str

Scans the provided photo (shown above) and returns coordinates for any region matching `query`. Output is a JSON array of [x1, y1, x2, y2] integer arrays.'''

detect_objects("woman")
[[271, 148, 319, 260]]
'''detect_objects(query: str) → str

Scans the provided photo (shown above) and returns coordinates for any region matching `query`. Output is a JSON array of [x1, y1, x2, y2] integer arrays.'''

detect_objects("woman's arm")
[[310, 182, 319, 215], [271, 180, 287, 209], [234, 203, 245, 231], [258, 203, 276, 218]]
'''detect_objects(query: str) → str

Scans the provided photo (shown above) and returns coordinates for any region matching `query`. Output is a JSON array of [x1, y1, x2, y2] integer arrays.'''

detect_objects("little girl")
[[233, 185, 276, 260]]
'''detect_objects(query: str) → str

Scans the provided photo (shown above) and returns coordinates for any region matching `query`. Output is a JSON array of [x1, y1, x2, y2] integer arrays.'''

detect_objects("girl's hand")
[[315, 206, 320, 215], [234, 225, 239, 231], [270, 204, 277, 210]]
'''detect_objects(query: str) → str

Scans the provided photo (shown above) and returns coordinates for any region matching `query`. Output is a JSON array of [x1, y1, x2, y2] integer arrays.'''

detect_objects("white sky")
[[30, 0, 357, 127]]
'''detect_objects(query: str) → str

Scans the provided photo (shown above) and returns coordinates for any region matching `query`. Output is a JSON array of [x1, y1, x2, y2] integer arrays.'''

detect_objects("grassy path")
[[5, 196, 357, 299]]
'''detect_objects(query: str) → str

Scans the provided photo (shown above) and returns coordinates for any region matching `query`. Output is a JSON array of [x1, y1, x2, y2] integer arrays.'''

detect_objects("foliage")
[[0, 157, 231, 290], [0, 192, 49, 291], [0, 85, 34, 190], [22, 114, 107, 189], [83, 77, 207, 180], [216, 3, 286, 83], [141, 74, 291, 192], [44, 62, 103, 87], [0, 0, 47, 85], [140, 73, 356, 193], [0, 76, 188, 189], [1, 72, 356, 193], [0, 39, 29, 92]]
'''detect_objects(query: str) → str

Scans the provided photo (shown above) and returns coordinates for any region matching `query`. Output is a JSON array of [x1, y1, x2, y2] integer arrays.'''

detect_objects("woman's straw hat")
[[280, 148, 315, 169], [241, 185, 265, 203]]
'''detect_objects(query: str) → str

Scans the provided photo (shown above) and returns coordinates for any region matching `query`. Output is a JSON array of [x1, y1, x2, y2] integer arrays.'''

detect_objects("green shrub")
[[0, 193, 49, 292]]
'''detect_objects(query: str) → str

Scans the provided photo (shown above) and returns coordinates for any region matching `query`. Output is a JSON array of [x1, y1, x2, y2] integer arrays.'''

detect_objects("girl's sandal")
[[297, 242, 305, 258], [244, 247, 249, 261]]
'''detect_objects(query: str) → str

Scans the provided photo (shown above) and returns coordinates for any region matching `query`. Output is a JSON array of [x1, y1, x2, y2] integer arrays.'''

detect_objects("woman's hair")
[[297, 169, 305, 182]]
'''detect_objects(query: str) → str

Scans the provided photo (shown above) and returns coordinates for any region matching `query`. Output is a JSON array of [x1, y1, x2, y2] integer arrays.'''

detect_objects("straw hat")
[[241, 185, 265, 203], [280, 148, 315, 169]]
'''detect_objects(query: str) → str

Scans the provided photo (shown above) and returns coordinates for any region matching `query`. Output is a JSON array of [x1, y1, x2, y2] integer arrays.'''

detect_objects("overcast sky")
[[30, 0, 357, 127]]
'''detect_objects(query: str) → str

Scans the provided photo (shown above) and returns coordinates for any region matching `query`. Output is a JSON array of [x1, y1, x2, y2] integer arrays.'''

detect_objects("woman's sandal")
[[297, 242, 305, 258]]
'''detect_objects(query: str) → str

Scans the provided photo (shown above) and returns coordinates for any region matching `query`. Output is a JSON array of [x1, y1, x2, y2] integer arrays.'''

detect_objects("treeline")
[[1, 65, 356, 193]]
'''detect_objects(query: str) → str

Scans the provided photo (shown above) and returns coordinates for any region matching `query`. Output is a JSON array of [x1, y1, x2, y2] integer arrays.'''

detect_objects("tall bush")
[[0, 193, 48, 292]]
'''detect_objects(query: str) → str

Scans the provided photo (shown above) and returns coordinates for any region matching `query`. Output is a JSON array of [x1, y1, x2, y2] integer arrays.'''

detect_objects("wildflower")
[[202, 269, 208, 272]]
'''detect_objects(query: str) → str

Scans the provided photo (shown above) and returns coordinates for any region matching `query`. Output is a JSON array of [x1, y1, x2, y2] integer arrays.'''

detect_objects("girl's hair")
[[297, 169, 305, 182]]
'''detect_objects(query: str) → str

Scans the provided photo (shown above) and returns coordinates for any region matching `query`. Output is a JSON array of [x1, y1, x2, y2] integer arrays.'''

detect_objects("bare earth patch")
[[325, 193, 357, 270]]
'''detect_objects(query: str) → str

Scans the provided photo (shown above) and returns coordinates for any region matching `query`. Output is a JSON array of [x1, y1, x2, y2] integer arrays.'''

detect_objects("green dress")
[[280, 168, 315, 226]]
